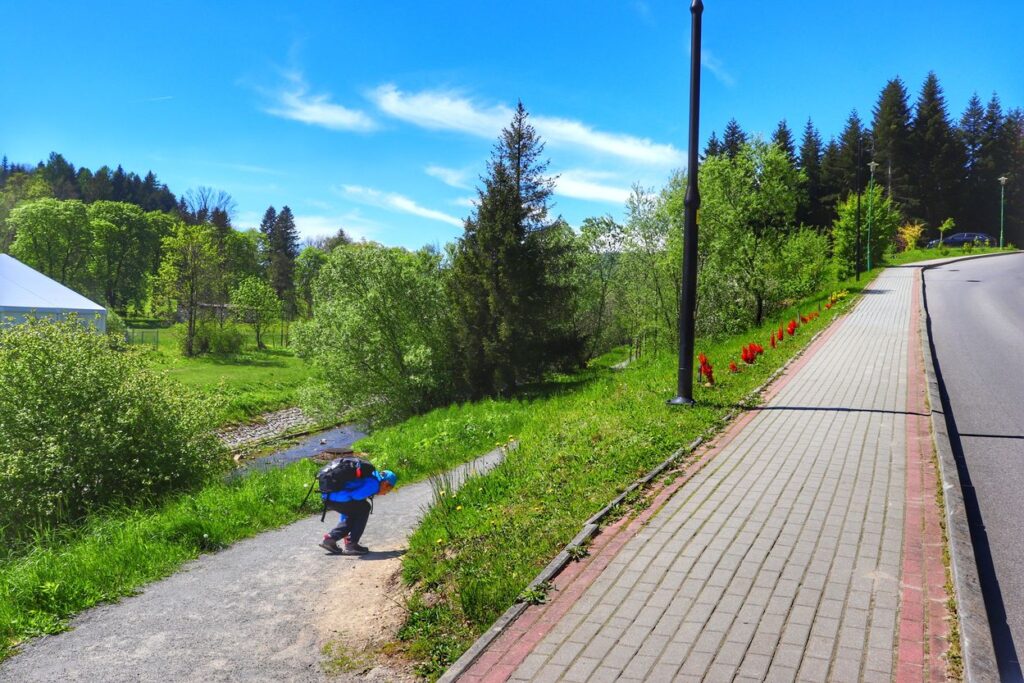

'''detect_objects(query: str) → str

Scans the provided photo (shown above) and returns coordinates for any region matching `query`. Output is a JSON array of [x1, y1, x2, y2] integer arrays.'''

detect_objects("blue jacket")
[[322, 471, 383, 503]]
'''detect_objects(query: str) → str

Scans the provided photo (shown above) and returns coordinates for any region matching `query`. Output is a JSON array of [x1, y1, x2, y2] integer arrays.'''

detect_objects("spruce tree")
[[871, 77, 914, 212], [704, 131, 723, 158], [722, 119, 747, 159], [911, 72, 966, 229], [268, 206, 299, 314], [771, 119, 798, 166], [818, 138, 844, 223], [448, 102, 577, 398], [798, 119, 827, 227], [836, 110, 871, 198], [958, 94, 987, 229]]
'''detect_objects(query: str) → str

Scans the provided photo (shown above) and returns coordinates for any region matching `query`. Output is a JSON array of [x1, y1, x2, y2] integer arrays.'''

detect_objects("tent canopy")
[[0, 254, 106, 331]]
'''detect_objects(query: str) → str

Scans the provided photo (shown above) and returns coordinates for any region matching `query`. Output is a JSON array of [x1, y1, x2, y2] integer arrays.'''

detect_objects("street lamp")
[[668, 0, 703, 407], [867, 161, 878, 271], [999, 175, 1008, 249]]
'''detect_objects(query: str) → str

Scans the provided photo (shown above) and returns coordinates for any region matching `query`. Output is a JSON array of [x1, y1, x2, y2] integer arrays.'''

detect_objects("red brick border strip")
[[447, 300, 854, 683], [896, 269, 952, 682]]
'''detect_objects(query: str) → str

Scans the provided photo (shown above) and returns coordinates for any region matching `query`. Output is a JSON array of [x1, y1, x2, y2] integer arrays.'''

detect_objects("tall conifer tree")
[[722, 119, 747, 159], [872, 77, 914, 211], [911, 72, 966, 229], [449, 102, 578, 397], [798, 119, 826, 227], [771, 119, 798, 166]]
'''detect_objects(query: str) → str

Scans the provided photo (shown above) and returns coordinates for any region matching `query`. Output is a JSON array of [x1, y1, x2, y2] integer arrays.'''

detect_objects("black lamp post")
[[668, 0, 703, 407]]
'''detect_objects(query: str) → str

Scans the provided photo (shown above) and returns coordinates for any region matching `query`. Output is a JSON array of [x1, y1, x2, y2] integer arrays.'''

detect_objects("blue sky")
[[3, 1, 1022, 250]]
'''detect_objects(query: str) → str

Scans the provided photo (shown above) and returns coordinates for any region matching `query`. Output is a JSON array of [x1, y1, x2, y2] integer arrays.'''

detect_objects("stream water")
[[240, 424, 368, 473]]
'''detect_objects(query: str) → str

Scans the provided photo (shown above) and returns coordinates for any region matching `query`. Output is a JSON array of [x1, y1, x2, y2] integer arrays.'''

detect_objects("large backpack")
[[299, 452, 377, 521], [317, 456, 376, 493]]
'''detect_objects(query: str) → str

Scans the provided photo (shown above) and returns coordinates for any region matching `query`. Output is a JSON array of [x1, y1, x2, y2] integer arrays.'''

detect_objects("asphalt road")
[[924, 252, 1024, 678]]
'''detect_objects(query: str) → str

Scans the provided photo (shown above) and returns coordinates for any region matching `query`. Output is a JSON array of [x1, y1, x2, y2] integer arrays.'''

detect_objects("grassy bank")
[[392, 279, 870, 678], [133, 323, 313, 425], [0, 346, 623, 664], [887, 244, 1015, 266]]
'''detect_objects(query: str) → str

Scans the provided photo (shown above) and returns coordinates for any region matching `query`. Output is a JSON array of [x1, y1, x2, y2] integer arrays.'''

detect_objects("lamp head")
[[867, 161, 879, 173], [999, 175, 1008, 186]]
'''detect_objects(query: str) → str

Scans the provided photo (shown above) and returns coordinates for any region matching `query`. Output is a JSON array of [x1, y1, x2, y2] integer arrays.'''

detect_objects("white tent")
[[0, 254, 107, 332]]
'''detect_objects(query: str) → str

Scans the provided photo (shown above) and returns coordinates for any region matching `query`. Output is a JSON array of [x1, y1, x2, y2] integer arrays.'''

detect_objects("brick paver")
[[465, 268, 952, 682]]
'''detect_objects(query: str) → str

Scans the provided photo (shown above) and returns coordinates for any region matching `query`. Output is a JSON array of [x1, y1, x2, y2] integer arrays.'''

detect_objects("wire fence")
[[125, 328, 160, 347]]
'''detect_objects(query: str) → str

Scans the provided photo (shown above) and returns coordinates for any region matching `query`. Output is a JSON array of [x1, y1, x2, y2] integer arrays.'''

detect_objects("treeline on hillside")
[[706, 72, 1024, 243], [0, 153, 345, 356], [294, 106, 835, 425]]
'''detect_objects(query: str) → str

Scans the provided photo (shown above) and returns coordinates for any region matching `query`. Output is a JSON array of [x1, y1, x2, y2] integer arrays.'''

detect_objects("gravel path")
[[0, 448, 507, 683]]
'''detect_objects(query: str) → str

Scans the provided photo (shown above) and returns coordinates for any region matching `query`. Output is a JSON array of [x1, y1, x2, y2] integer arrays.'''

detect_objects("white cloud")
[[340, 185, 463, 228], [426, 165, 472, 189], [368, 85, 682, 167], [369, 84, 509, 138], [266, 71, 376, 132], [534, 116, 683, 166], [701, 49, 736, 87], [554, 170, 632, 204]]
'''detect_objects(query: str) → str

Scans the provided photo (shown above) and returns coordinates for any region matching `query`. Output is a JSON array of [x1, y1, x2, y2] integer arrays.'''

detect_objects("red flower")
[[777, 325, 784, 341], [800, 313, 809, 324], [770, 334, 777, 349], [698, 352, 708, 366], [825, 302, 833, 310], [729, 361, 739, 373], [787, 320, 797, 336]]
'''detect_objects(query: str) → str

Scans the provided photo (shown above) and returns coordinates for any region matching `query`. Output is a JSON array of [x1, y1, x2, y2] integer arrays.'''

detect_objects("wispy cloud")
[[533, 115, 682, 166], [701, 49, 736, 87], [554, 170, 632, 204], [266, 71, 376, 132], [146, 95, 174, 102], [369, 84, 508, 137], [369, 85, 682, 167], [339, 184, 463, 228], [425, 165, 472, 189]]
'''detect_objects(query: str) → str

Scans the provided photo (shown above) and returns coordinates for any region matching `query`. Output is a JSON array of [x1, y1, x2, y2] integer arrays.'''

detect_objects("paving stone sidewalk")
[[462, 268, 952, 682]]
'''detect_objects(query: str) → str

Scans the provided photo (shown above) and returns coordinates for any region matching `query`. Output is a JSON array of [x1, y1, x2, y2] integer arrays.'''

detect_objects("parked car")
[[926, 232, 996, 248]]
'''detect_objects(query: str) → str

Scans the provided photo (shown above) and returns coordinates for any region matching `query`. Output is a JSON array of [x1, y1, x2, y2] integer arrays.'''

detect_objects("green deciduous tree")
[[87, 201, 160, 309], [831, 185, 901, 279], [294, 242, 453, 424], [230, 276, 280, 350], [698, 139, 802, 327], [155, 221, 222, 356], [9, 198, 92, 292], [294, 245, 328, 318]]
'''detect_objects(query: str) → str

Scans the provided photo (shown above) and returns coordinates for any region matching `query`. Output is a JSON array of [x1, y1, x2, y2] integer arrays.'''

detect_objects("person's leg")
[[327, 510, 350, 541], [342, 500, 371, 545]]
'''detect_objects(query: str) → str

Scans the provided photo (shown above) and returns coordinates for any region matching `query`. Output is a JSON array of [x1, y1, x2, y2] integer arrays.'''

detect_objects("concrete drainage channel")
[[438, 318, 841, 682]]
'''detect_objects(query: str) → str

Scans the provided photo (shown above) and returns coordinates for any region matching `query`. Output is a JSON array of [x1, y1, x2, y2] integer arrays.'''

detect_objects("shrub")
[[897, 222, 925, 252], [0, 319, 228, 543], [187, 324, 244, 356], [104, 309, 127, 338]]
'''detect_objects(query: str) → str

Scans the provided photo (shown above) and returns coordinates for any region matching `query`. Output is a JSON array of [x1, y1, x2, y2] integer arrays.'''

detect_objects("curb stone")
[[919, 256, 1006, 682], [437, 304, 848, 683]]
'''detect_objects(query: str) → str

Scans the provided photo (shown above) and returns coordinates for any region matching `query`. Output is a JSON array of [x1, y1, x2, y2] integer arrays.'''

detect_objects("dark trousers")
[[325, 499, 371, 543]]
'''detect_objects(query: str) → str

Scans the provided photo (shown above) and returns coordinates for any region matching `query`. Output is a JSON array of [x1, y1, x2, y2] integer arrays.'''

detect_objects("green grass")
[[887, 244, 1016, 266], [391, 279, 871, 679], [135, 323, 313, 425]]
